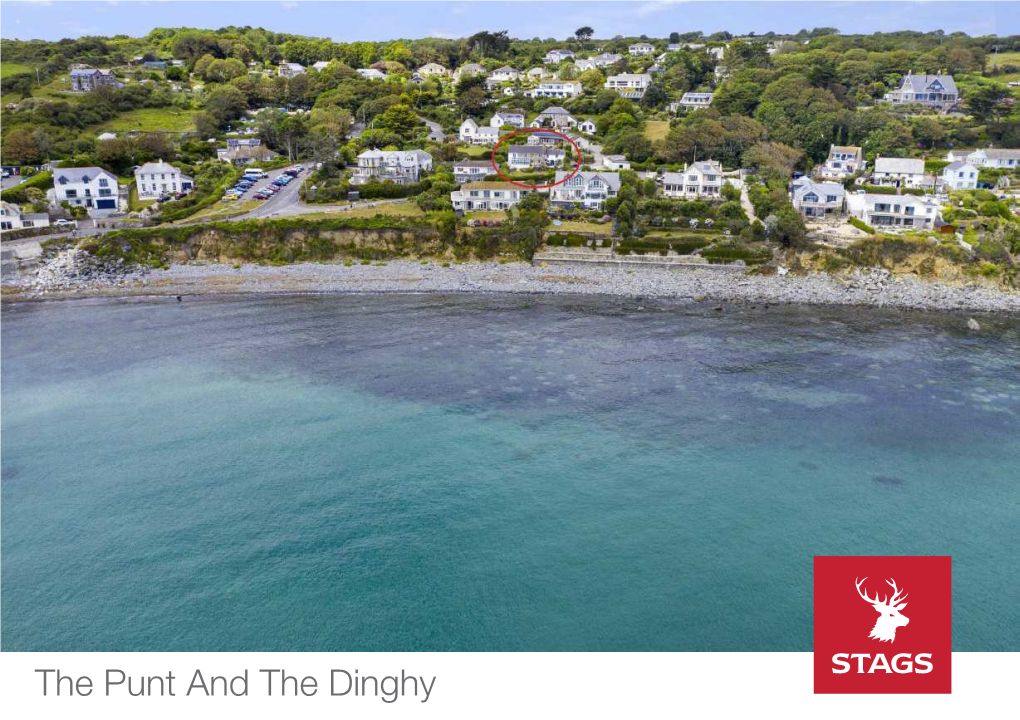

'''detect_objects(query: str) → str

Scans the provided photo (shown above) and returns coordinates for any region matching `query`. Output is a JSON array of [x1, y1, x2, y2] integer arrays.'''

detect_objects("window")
[[99, 178, 109, 187], [826, 195, 838, 203], [66, 190, 77, 198]]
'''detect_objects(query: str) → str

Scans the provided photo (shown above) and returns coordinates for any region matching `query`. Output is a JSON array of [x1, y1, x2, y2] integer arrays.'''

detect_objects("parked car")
[[54, 218, 76, 227]]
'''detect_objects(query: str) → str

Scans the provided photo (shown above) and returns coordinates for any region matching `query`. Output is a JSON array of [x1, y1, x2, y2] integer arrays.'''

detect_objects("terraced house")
[[550, 171, 621, 210], [450, 182, 530, 212], [68, 65, 122, 92]]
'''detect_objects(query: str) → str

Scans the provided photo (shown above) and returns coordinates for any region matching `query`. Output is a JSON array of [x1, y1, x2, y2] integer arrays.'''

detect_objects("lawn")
[[643, 120, 671, 142], [1, 63, 34, 79], [297, 202, 426, 221], [549, 219, 613, 235], [187, 199, 261, 222], [459, 145, 491, 158], [464, 210, 506, 222], [96, 107, 198, 134]]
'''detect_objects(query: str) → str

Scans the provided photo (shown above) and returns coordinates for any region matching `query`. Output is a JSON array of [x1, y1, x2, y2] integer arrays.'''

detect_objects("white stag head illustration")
[[856, 577, 909, 643]]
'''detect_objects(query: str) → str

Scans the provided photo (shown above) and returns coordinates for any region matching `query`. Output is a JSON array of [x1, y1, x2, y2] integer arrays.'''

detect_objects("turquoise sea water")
[[2, 294, 1018, 651]]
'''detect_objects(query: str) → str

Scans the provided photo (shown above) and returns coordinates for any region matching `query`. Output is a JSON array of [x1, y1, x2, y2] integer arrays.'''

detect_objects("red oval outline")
[[490, 127, 583, 190]]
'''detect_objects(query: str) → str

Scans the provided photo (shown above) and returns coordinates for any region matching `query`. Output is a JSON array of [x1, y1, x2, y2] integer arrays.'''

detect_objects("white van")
[[243, 168, 268, 179]]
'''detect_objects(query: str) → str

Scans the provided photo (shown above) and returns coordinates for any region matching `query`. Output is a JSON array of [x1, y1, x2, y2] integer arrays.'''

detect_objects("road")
[[233, 168, 308, 220], [420, 116, 446, 141], [2, 175, 27, 191], [739, 183, 758, 223]]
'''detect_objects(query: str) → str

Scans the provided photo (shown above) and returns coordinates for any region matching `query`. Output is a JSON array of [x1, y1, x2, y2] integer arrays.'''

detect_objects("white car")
[[54, 218, 77, 227]]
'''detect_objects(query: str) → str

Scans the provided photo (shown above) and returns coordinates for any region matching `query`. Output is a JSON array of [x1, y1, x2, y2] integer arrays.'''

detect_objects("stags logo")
[[855, 577, 909, 642], [814, 556, 951, 694]]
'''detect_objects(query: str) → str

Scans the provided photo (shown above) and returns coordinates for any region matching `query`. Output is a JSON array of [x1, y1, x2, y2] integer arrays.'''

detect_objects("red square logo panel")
[[814, 556, 952, 694]]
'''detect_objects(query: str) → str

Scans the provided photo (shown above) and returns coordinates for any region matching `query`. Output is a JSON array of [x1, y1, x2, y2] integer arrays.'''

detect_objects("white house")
[[544, 49, 575, 64], [490, 110, 525, 128], [312, 61, 331, 71], [550, 171, 621, 210], [489, 66, 520, 83], [527, 67, 552, 81], [0, 201, 50, 231], [357, 68, 387, 80], [450, 181, 530, 212], [452, 160, 494, 183], [605, 73, 652, 92], [51, 166, 122, 216], [459, 118, 501, 145], [872, 157, 926, 188], [277, 62, 305, 78], [351, 149, 433, 185], [526, 81, 583, 98], [530, 106, 578, 129], [791, 178, 845, 219], [507, 145, 565, 169], [417, 63, 449, 77], [820, 145, 865, 178], [577, 118, 597, 134], [941, 161, 978, 191], [957, 148, 1020, 169], [882, 73, 959, 109], [602, 155, 631, 171], [661, 161, 726, 199], [846, 193, 940, 230], [628, 43, 655, 56], [134, 159, 194, 200], [672, 92, 714, 111]]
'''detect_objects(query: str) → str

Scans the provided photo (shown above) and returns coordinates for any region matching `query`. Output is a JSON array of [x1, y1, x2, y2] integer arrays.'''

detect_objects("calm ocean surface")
[[2, 293, 1018, 651]]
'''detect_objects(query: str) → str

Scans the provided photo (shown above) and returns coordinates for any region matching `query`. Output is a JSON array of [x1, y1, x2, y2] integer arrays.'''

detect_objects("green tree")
[[375, 103, 420, 139]]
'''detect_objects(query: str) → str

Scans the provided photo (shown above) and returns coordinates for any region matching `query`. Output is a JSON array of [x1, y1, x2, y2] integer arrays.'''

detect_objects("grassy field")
[[1, 63, 35, 79], [458, 145, 491, 158], [988, 51, 1020, 85], [550, 219, 613, 235], [96, 107, 197, 133], [187, 199, 261, 222], [643, 120, 671, 142], [296, 202, 426, 221], [464, 210, 506, 222]]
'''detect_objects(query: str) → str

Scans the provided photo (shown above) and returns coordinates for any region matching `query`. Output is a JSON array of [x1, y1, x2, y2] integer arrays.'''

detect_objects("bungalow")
[[882, 73, 959, 109], [941, 161, 978, 191], [846, 192, 940, 230], [820, 145, 865, 179], [454, 63, 487, 81], [577, 118, 597, 134], [958, 148, 1020, 169], [550, 171, 621, 210], [544, 49, 575, 64], [450, 181, 530, 212], [278, 62, 306, 78], [134, 159, 194, 200], [508, 145, 565, 169], [452, 160, 495, 183], [0, 201, 50, 232], [357, 68, 387, 80], [490, 110, 526, 128], [530, 106, 578, 129], [489, 66, 520, 83], [418, 63, 449, 77], [527, 67, 552, 81], [628, 42, 655, 56], [69, 65, 122, 92], [791, 178, 845, 219], [351, 148, 434, 185], [51, 166, 122, 216], [526, 131, 565, 147], [576, 53, 623, 72], [526, 81, 583, 99], [459, 118, 502, 145], [218, 145, 279, 166], [602, 155, 631, 171], [872, 157, 926, 188], [673, 92, 714, 111], [661, 161, 726, 199], [605, 73, 652, 92], [312, 61, 331, 71]]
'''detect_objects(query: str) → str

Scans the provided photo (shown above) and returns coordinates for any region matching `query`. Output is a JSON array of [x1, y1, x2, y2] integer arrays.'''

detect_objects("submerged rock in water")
[[967, 318, 981, 331], [873, 475, 906, 486]]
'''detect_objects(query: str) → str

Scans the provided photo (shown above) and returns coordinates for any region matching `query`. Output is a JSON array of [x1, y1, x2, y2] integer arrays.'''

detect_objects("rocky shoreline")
[[6, 249, 1020, 315]]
